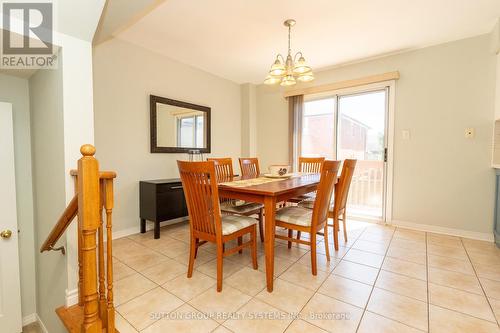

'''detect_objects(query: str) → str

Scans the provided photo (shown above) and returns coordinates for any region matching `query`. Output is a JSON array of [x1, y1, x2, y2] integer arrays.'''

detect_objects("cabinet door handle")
[[170, 185, 183, 190]]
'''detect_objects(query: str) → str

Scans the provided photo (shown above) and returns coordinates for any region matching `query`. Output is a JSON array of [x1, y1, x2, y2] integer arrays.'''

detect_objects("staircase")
[[41, 144, 118, 333]]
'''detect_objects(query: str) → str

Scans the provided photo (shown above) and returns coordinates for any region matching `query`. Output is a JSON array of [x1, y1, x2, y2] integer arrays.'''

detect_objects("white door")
[[0, 102, 22, 333]]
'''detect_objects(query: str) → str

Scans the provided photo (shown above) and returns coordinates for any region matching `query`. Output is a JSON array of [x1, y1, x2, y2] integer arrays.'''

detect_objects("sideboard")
[[139, 178, 188, 239]]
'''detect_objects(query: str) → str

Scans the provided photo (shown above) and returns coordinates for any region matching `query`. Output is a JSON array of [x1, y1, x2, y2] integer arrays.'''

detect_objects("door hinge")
[[384, 148, 388, 162]]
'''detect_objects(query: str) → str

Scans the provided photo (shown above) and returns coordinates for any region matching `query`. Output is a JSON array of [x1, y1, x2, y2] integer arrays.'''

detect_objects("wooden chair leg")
[[296, 231, 301, 240], [251, 228, 258, 269], [342, 212, 348, 242], [258, 208, 264, 242], [333, 216, 339, 251], [216, 242, 223, 292], [238, 236, 243, 254], [310, 232, 317, 276], [323, 224, 330, 262], [287, 229, 293, 249], [187, 236, 196, 278], [194, 238, 199, 259]]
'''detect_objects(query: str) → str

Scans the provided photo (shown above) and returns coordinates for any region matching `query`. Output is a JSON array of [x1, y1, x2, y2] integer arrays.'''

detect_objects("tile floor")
[[106, 220, 500, 333]]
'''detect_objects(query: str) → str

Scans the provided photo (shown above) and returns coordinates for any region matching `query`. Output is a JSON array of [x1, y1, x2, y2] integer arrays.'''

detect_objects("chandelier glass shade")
[[264, 19, 314, 86]]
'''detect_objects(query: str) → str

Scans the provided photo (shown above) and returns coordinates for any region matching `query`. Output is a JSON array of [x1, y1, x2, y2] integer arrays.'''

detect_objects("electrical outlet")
[[465, 128, 475, 139], [402, 130, 411, 140]]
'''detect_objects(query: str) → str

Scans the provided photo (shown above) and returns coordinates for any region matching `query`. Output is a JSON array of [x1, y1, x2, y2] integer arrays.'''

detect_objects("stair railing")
[[41, 144, 117, 333]]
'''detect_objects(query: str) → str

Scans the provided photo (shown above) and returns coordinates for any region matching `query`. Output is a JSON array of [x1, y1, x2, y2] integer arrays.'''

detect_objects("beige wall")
[[241, 83, 258, 156], [93, 38, 242, 234], [0, 73, 36, 320], [256, 34, 496, 235], [29, 62, 68, 333]]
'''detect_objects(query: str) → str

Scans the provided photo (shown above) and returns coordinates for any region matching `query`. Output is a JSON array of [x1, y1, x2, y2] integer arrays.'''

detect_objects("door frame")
[[0, 102, 23, 333], [302, 80, 396, 223]]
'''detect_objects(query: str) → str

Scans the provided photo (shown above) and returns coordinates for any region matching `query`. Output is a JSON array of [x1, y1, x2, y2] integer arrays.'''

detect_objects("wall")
[[29, 57, 67, 333], [93, 38, 242, 234], [256, 34, 496, 236], [241, 83, 258, 156], [0, 73, 36, 321], [29, 33, 96, 332]]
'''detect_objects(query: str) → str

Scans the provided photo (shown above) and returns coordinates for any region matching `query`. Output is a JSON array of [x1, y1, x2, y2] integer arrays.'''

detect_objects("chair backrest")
[[333, 159, 357, 215], [298, 157, 325, 173], [177, 160, 221, 237], [239, 157, 260, 178], [207, 157, 234, 182], [311, 160, 341, 231]]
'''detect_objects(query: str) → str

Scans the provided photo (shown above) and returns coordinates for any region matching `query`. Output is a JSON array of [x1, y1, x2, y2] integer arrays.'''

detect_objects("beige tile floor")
[[109, 220, 500, 333]]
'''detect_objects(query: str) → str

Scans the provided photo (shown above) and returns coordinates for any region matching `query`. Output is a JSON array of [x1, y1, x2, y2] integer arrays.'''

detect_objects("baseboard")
[[22, 313, 37, 326], [36, 313, 49, 333], [112, 217, 189, 240], [65, 288, 79, 307], [390, 219, 494, 242]]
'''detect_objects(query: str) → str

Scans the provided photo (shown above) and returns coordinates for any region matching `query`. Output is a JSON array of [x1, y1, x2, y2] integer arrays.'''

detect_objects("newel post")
[[78, 144, 103, 333]]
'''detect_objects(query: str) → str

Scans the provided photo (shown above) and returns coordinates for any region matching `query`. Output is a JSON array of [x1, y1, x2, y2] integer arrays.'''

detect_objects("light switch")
[[465, 128, 475, 139], [402, 130, 411, 140]]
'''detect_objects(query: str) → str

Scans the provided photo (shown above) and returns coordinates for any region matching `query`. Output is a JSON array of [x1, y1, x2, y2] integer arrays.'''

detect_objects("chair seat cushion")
[[288, 192, 316, 203], [297, 196, 334, 210], [275, 206, 313, 227], [221, 215, 257, 235], [220, 201, 263, 214]]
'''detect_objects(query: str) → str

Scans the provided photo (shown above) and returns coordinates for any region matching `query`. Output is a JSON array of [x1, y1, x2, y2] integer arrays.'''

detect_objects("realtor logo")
[[1, 1, 57, 68]]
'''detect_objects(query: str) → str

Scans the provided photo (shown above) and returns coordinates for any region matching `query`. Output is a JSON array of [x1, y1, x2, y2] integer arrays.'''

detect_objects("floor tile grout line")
[[115, 223, 409, 332], [429, 303, 500, 325], [361, 310, 428, 333], [278, 225, 369, 333], [354, 225, 396, 333], [460, 237, 500, 327]]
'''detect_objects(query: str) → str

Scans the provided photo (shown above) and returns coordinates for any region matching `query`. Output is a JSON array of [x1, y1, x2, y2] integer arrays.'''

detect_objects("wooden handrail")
[[45, 145, 117, 332], [40, 194, 78, 253], [70, 169, 117, 179]]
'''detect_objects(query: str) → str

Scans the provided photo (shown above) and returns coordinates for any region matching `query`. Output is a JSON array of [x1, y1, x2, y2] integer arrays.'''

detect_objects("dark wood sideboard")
[[139, 178, 188, 239]]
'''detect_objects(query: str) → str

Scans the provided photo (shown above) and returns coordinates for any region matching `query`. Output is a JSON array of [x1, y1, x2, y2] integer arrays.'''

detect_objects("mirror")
[[150, 95, 211, 153]]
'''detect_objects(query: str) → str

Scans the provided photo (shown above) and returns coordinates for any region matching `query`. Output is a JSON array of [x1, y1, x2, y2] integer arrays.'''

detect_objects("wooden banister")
[[40, 194, 78, 253], [70, 169, 117, 180], [43, 144, 118, 332]]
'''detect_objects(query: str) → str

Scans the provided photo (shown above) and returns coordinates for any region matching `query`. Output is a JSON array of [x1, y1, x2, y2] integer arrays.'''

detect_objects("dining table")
[[218, 173, 321, 292]]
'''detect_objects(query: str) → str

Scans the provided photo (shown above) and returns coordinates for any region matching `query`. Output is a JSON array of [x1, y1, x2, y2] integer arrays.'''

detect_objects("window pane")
[[195, 116, 204, 148], [338, 91, 386, 219], [179, 117, 194, 147], [301, 98, 335, 159]]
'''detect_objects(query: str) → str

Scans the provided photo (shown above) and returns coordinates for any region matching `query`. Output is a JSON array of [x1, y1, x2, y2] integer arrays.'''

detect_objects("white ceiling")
[[93, 0, 165, 44], [115, 0, 500, 84]]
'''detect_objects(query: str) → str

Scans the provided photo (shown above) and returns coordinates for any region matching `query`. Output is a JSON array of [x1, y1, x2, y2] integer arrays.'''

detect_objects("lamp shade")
[[264, 75, 282, 85], [297, 71, 314, 82], [269, 58, 285, 76], [280, 75, 296, 86], [293, 56, 311, 74]]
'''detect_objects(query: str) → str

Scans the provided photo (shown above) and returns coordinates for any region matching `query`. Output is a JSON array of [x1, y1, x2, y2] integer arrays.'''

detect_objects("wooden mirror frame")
[[150, 95, 211, 153]]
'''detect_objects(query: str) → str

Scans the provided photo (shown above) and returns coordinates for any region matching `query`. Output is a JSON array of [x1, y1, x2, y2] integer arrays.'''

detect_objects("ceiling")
[[112, 0, 500, 84], [93, 0, 165, 44]]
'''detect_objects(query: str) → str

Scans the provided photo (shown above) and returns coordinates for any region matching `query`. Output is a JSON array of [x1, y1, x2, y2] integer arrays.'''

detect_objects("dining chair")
[[207, 157, 265, 242], [238, 157, 260, 178], [298, 159, 357, 250], [273, 160, 341, 275], [288, 157, 325, 204], [329, 159, 357, 249], [177, 160, 258, 292]]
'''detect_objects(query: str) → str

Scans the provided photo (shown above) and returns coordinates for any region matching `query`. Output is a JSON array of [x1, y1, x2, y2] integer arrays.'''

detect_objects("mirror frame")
[[150, 95, 211, 153]]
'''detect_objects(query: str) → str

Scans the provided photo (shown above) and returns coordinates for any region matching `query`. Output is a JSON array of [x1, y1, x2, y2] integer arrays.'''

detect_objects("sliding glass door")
[[301, 88, 389, 221]]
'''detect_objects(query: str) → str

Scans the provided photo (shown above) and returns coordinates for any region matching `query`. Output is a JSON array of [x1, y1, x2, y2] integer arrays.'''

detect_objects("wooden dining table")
[[218, 173, 321, 292]]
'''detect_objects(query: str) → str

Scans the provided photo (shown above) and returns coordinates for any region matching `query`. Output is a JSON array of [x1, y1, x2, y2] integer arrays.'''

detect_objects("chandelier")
[[264, 19, 314, 86]]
